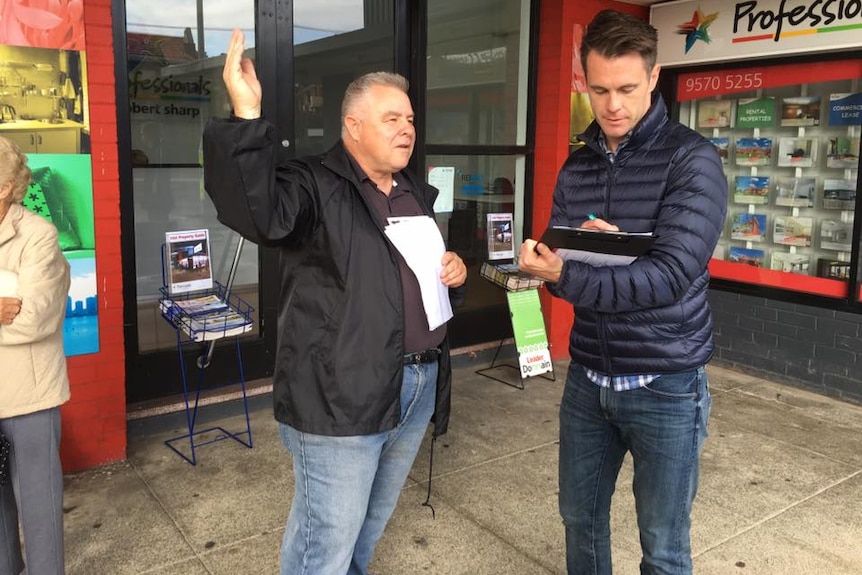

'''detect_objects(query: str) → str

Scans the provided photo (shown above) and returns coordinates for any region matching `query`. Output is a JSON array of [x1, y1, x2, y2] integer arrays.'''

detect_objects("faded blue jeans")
[[559, 364, 711, 575], [278, 361, 437, 575]]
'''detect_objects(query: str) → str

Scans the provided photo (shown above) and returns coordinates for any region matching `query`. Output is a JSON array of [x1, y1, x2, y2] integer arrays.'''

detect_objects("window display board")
[[675, 59, 861, 299]]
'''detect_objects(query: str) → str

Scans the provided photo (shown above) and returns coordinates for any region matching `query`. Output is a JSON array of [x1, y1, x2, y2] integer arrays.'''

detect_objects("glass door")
[[120, 0, 399, 403], [120, 0, 271, 403]]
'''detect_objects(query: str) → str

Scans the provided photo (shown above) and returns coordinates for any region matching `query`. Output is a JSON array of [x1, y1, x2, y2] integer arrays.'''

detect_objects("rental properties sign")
[[651, 0, 862, 66]]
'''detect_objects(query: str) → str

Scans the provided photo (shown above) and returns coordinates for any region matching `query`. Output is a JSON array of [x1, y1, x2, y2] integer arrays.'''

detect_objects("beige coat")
[[0, 202, 71, 419]]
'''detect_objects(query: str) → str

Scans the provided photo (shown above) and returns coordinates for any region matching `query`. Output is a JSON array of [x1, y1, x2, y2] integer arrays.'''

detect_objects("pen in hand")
[[587, 213, 597, 221]]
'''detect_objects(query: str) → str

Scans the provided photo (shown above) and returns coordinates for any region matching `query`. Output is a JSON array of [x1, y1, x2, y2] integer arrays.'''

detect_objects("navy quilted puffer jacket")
[[547, 94, 727, 375]]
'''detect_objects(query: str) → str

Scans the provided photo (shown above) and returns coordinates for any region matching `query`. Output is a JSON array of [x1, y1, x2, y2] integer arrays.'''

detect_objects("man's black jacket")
[[202, 117, 460, 436]]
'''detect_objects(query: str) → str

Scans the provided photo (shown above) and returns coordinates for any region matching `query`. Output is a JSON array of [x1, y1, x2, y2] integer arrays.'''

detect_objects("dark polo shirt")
[[347, 155, 446, 354]]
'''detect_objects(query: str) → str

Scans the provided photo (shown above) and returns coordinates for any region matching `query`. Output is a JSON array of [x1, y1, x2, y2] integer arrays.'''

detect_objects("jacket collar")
[[319, 140, 438, 214], [0, 203, 23, 247]]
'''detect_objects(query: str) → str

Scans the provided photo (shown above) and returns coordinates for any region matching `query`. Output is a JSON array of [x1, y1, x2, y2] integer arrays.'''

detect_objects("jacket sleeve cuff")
[[545, 260, 571, 298]]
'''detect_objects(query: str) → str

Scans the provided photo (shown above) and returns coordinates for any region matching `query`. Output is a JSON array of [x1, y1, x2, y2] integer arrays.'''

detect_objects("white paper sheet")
[[0, 270, 19, 297], [384, 216, 453, 330]]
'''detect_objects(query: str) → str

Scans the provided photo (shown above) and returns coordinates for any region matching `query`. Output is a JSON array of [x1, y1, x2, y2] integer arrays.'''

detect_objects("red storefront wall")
[[60, 0, 127, 472], [534, 0, 649, 360]]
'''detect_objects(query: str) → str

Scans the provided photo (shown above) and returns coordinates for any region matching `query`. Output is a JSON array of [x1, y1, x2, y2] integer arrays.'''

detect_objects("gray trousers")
[[0, 407, 65, 575]]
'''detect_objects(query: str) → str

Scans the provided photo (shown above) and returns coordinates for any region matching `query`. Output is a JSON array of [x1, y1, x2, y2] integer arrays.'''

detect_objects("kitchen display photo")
[[2, 3, 98, 356]]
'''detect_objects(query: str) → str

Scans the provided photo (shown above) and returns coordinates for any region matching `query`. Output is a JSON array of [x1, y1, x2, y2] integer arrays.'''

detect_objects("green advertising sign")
[[506, 289, 552, 377], [736, 97, 775, 128]]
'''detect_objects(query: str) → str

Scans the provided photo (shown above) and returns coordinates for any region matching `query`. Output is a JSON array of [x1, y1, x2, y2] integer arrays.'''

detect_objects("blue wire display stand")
[[159, 237, 254, 465]]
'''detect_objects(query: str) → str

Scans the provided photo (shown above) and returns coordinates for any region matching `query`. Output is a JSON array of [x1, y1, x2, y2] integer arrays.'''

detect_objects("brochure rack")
[[158, 239, 254, 465], [478, 263, 555, 390]]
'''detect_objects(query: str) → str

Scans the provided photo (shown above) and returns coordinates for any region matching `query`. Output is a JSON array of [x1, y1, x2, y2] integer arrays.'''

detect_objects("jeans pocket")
[[642, 369, 700, 400]]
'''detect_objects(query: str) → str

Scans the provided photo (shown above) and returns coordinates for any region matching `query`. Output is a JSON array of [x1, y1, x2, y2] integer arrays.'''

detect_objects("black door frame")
[[117, 0, 284, 404]]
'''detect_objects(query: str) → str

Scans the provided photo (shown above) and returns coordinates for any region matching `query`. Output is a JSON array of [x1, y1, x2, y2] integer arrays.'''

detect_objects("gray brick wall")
[[708, 290, 862, 403]]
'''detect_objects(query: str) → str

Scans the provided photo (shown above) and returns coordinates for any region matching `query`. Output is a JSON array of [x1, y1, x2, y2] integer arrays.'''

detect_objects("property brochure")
[[828, 92, 862, 126], [168, 294, 229, 316], [775, 177, 815, 208], [729, 246, 765, 267], [487, 212, 515, 261], [697, 99, 732, 128], [730, 212, 767, 242], [826, 137, 860, 168], [819, 220, 854, 252], [709, 137, 730, 165], [770, 252, 810, 275], [780, 96, 821, 127], [185, 310, 253, 342], [734, 176, 770, 204], [777, 137, 817, 168], [822, 179, 857, 210], [773, 216, 813, 247], [735, 138, 772, 166], [480, 262, 543, 292], [165, 229, 213, 295], [816, 258, 851, 280], [736, 97, 775, 128]]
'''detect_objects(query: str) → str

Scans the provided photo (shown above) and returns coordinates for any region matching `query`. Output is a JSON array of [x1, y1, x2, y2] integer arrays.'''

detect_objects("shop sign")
[[128, 68, 211, 119], [652, 0, 862, 67]]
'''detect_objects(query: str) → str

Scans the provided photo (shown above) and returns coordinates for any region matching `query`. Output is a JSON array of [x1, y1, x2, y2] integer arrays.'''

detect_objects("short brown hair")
[[581, 10, 658, 74], [0, 135, 32, 203]]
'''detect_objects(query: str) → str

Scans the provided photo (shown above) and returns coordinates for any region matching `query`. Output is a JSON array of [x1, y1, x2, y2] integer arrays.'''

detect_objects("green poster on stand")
[[506, 289, 552, 377]]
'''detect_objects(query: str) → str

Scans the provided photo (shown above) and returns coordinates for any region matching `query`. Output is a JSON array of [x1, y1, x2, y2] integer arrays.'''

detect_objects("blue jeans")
[[559, 364, 710, 575], [278, 361, 437, 575]]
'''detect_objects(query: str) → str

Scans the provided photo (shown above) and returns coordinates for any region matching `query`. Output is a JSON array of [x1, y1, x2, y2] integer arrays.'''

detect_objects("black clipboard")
[[539, 226, 655, 265]]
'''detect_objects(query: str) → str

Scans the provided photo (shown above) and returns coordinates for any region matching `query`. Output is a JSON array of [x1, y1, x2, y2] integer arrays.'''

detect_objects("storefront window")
[[292, 0, 393, 157], [676, 60, 861, 299], [426, 0, 529, 146], [425, 0, 532, 332], [126, 1, 258, 352]]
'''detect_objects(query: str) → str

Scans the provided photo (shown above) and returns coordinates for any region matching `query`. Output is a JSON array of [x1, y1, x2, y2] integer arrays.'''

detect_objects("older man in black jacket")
[[202, 29, 466, 575], [520, 10, 727, 575]]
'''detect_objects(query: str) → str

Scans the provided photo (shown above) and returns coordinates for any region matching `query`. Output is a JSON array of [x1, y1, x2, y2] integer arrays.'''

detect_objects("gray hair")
[[0, 136, 32, 204], [341, 72, 409, 123]]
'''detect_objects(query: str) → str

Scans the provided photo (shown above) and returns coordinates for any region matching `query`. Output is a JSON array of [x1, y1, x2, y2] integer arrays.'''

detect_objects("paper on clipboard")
[[539, 226, 655, 266]]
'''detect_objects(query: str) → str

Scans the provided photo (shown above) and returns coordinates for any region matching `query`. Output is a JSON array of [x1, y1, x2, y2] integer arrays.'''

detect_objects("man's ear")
[[344, 114, 361, 142], [648, 63, 661, 92]]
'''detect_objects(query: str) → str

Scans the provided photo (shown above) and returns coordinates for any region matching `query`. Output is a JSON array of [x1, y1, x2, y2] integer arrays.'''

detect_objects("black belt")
[[403, 348, 441, 365]]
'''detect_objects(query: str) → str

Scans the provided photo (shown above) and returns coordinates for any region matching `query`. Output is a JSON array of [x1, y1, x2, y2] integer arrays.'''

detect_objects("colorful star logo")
[[676, 7, 719, 53]]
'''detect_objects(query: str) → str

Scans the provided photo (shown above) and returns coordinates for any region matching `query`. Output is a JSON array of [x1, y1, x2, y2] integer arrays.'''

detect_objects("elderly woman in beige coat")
[[0, 135, 70, 575]]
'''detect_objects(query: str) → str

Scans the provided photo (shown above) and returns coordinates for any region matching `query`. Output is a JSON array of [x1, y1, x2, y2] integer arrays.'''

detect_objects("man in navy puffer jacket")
[[520, 10, 727, 575]]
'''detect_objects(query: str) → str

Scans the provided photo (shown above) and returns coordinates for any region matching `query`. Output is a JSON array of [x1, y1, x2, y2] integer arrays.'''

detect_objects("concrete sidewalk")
[[62, 360, 862, 574]]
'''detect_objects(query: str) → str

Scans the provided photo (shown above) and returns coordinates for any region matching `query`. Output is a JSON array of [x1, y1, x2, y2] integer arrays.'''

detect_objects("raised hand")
[[223, 28, 262, 119]]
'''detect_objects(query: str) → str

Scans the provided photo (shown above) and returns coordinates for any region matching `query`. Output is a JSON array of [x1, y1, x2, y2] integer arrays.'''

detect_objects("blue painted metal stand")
[[160, 236, 254, 465], [164, 333, 254, 466]]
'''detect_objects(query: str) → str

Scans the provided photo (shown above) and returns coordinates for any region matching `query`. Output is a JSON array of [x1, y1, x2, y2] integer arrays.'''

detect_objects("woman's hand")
[[0, 297, 21, 325]]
